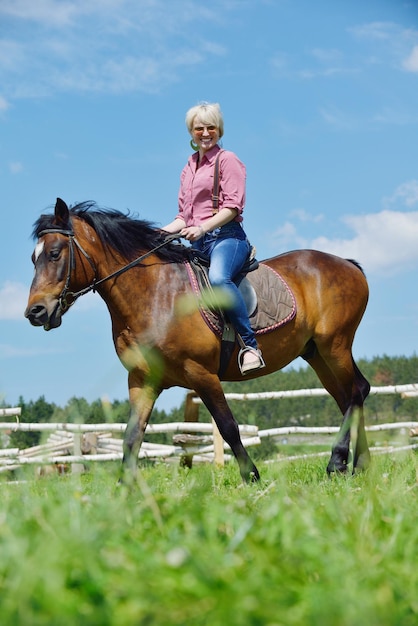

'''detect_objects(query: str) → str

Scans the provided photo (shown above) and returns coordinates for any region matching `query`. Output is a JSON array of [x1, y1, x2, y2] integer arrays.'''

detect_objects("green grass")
[[1, 453, 417, 625]]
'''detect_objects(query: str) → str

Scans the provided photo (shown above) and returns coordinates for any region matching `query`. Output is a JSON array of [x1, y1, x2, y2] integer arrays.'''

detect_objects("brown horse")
[[25, 198, 371, 482]]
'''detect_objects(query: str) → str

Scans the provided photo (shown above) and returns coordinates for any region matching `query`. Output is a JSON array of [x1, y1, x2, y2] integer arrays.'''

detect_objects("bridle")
[[38, 226, 181, 315]]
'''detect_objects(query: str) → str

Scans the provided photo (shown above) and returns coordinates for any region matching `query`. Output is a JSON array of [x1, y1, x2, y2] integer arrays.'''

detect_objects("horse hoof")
[[326, 460, 348, 476]]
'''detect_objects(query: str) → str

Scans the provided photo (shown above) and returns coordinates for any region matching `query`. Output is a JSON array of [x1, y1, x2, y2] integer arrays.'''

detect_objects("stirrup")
[[238, 346, 266, 375]]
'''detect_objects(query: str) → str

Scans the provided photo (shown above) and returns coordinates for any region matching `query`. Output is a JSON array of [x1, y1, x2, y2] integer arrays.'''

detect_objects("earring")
[[190, 139, 199, 151]]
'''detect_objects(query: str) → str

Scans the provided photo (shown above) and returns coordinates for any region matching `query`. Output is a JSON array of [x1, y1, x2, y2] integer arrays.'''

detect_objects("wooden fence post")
[[180, 391, 200, 469], [71, 432, 83, 474], [211, 419, 225, 467]]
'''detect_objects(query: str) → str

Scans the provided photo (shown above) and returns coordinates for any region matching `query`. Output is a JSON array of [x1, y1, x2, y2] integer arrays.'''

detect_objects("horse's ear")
[[54, 198, 69, 225]]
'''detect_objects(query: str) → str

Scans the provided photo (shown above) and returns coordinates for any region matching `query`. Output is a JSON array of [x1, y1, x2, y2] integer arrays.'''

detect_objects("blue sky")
[[1, 0, 417, 412]]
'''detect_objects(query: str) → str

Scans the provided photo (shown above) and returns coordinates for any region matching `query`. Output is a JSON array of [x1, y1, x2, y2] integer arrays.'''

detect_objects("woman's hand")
[[180, 225, 205, 241]]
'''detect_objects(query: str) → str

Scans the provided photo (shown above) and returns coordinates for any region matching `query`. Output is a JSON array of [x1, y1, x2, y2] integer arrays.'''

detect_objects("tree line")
[[2, 354, 417, 450]]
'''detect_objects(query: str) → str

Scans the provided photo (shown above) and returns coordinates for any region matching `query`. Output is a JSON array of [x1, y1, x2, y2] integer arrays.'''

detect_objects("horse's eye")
[[49, 248, 61, 261]]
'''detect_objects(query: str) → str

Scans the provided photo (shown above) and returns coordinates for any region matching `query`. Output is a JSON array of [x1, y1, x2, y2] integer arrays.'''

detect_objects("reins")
[[38, 227, 181, 313], [81, 232, 181, 293]]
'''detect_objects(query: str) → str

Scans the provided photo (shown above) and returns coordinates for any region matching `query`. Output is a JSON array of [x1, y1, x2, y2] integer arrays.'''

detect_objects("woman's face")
[[191, 116, 220, 153]]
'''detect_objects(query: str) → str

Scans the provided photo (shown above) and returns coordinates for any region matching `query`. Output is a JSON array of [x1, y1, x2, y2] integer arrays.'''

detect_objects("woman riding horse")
[[162, 102, 265, 375], [25, 196, 371, 483]]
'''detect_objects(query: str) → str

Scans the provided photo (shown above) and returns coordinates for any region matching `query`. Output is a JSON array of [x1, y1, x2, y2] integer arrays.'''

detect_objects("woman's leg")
[[209, 237, 258, 349]]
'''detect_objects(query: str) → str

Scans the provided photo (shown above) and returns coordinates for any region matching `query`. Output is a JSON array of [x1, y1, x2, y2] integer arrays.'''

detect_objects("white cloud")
[[272, 179, 418, 275], [270, 52, 289, 72], [310, 210, 418, 275], [9, 161, 23, 174], [384, 180, 418, 209], [71, 291, 103, 312], [290, 208, 324, 223], [319, 106, 358, 130], [310, 48, 343, 63], [0, 343, 60, 358], [274, 221, 297, 238], [0, 0, 81, 26], [349, 21, 418, 74], [272, 221, 308, 250], [0, 282, 28, 320], [0, 95, 9, 111], [0, 0, 225, 98], [372, 106, 417, 126], [349, 21, 398, 41], [403, 45, 418, 73], [0, 281, 102, 320], [0, 41, 25, 73]]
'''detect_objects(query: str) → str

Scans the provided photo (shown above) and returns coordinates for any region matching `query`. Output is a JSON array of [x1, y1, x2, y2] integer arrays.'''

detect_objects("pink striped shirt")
[[176, 145, 246, 226]]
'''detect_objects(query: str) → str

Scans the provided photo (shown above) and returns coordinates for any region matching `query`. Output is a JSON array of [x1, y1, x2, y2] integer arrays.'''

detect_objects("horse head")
[[25, 198, 95, 331]]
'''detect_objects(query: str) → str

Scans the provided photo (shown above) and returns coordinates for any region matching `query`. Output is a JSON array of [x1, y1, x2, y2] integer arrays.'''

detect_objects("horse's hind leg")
[[350, 361, 371, 472], [195, 376, 260, 483], [328, 401, 370, 475], [304, 348, 370, 475]]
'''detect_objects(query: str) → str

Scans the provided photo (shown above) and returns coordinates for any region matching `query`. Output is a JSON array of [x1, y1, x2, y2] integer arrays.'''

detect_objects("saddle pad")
[[247, 263, 296, 334], [184, 261, 296, 337]]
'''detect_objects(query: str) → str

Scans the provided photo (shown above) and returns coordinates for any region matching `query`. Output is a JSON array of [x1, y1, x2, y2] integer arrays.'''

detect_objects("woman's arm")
[[162, 208, 238, 242], [180, 208, 238, 242], [161, 217, 186, 233]]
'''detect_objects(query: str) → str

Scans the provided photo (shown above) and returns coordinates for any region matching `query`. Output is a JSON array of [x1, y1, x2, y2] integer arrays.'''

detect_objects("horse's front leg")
[[121, 381, 158, 482]]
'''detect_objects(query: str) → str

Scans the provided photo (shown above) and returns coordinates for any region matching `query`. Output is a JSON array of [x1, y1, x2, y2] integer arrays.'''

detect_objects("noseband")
[[37, 227, 180, 316]]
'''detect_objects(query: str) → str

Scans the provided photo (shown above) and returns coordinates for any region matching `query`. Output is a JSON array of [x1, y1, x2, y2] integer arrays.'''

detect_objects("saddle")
[[188, 246, 259, 312], [185, 248, 296, 376]]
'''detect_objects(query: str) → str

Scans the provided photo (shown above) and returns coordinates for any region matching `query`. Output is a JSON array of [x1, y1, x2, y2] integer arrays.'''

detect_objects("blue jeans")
[[192, 222, 258, 349]]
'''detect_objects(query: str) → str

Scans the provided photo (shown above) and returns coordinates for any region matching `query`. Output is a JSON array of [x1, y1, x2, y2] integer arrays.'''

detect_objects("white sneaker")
[[239, 347, 265, 375]]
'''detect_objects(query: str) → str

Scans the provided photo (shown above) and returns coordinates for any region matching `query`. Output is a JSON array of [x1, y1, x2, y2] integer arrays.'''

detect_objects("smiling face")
[[191, 116, 220, 154]]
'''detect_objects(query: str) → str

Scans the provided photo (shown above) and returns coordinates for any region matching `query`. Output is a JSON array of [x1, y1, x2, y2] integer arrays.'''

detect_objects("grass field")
[[1, 453, 417, 625]]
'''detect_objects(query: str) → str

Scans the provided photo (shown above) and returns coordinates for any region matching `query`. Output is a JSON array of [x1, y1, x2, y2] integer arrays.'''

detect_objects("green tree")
[[5, 355, 417, 451], [9, 396, 56, 449]]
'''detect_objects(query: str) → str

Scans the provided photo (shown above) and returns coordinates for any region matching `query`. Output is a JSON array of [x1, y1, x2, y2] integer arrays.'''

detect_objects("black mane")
[[32, 201, 187, 263]]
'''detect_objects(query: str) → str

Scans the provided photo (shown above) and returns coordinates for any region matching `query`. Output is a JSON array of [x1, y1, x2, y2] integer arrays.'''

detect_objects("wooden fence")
[[1, 382, 417, 474], [0, 417, 259, 474], [189, 383, 418, 404], [185, 383, 418, 462], [1, 418, 417, 475]]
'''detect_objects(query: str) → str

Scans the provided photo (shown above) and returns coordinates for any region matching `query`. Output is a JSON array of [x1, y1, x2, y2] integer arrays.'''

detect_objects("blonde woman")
[[163, 102, 264, 375]]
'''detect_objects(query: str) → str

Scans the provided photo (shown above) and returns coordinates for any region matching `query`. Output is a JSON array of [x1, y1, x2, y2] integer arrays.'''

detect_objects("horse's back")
[[263, 249, 367, 291], [262, 249, 369, 325], [264, 248, 364, 273]]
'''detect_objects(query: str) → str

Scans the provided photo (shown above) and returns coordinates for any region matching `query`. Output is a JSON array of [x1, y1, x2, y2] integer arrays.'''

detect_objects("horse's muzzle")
[[25, 302, 63, 331]]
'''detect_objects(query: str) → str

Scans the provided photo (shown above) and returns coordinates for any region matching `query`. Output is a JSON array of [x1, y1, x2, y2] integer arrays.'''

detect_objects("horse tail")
[[346, 259, 366, 277]]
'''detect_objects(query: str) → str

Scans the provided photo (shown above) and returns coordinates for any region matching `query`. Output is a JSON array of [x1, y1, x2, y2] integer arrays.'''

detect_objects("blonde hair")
[[185, 102, 224, 138]]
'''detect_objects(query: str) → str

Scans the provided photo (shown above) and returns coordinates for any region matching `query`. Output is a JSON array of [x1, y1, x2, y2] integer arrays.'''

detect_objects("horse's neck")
[[99, 259, 188, 338]]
